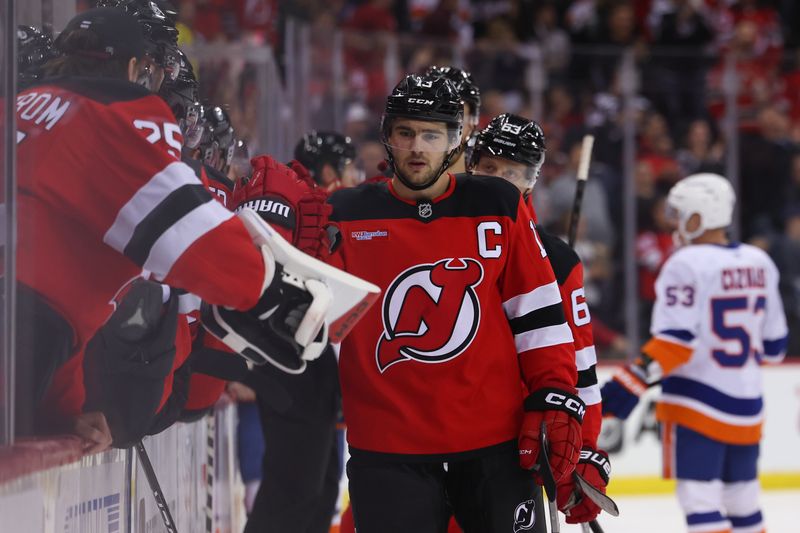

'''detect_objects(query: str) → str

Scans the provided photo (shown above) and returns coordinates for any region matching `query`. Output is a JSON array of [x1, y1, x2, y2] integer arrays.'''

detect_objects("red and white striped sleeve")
[[90, 95, 264, 310]]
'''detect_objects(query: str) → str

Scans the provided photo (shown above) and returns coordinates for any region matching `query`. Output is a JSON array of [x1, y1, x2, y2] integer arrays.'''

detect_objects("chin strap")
[[386, 145, 460, 192]]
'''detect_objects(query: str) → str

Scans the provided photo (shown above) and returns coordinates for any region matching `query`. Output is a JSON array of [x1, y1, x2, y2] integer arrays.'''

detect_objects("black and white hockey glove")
[[202, 244, 330, 374]]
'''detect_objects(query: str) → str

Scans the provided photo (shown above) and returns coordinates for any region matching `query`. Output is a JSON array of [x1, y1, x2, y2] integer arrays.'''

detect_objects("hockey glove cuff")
[[601, 355, 662, 420], [519, 388, 584, 484], [557, 447, 610, 524]]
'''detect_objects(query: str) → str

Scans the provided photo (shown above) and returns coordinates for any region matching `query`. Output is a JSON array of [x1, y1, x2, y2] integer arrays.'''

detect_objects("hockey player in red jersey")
[[425, 65, 481, 174], [16, 8, 330, 443], [328, 74, 582, 532], [468, 113, 609, 526]]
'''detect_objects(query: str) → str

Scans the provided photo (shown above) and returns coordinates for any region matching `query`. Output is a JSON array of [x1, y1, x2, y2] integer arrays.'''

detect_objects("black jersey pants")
[[347, 442, 547, 533], [244, 346, 341, 533]]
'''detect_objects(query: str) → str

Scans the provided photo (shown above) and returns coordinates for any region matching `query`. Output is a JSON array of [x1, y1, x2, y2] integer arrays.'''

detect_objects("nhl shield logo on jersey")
[[417, 201, 433, 219], [513, 499, 536, 532], [375, 258, 484, 373]]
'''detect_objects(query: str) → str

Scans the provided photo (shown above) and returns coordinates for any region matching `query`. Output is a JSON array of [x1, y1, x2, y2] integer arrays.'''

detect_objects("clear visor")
[[182, 104, 203, 149], [384, 122, 461, 154], [664, 203, 683, 226]]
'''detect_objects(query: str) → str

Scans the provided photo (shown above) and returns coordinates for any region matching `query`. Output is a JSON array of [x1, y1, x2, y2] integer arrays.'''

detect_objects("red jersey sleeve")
[[79, 95, 263, 310], [559, 260, 601, 448], [500, 198, 577, 394]]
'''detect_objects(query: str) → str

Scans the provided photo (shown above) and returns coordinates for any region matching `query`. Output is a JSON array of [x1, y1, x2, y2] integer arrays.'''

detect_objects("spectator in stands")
[[707, 17, 782, 129], [518, 1, 571, 77], [740, 105, 794, 238], [676, 118, 725, 176], [635, 193, 675, 336], [648, 0, 714, 132], [545, 136, 615, 248], [768, 205, 800, 355]]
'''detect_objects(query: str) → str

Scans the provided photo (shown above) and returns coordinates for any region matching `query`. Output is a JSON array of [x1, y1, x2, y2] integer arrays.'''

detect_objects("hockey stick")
[[538, 422, 560, 533], [567, 135, 594, 248], [135, 440, 178, 533]]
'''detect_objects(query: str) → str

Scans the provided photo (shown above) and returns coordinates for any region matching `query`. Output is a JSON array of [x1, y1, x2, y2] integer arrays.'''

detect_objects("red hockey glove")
[[234, 155, 332, 260], [519, 388, 584, 484], [557, 447, 611, 524]]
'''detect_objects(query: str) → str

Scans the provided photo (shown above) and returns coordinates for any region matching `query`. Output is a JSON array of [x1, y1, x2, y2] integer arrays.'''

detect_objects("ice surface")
[[555, 490, 800, 533]]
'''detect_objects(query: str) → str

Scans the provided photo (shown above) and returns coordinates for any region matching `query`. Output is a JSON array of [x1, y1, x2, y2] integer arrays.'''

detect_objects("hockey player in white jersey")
[[601, 173, 788, 533]]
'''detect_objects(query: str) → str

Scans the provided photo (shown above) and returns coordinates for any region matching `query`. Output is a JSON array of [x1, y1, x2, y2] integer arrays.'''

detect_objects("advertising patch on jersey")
[[236, 195, 295, 229], [375, 258, 484, 373], [350, 229, 389, 242]]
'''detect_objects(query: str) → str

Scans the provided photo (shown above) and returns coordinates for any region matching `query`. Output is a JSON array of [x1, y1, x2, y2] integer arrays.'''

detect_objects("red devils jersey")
[[536, 228, 602, 448], [329, 175, 577, 457], [17, 78, 264, 418]]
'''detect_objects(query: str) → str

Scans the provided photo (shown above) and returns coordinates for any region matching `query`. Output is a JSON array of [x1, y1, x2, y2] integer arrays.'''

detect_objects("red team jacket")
[[16, 78, 265, 419], [328, 174, 578, 458]]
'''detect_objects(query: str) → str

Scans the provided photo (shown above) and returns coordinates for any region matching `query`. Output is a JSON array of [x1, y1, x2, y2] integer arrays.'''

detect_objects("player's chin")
[[401, 164, 435, 185]]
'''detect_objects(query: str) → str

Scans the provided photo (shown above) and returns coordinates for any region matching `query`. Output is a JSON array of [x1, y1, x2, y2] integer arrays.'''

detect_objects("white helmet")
[[667, 173, 735, 243]]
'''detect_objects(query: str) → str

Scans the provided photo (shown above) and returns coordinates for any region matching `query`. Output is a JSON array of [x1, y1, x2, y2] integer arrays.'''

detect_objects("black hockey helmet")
[[97, 0, 180, 83], [17, 25, 58, 89], [198, 105, 235, 173], [381, 73, 464, 190], [468, 113, 546, 187], [159, 49, 202, 148], [425, 65, 481, 120], [294, 130, 356, 184]]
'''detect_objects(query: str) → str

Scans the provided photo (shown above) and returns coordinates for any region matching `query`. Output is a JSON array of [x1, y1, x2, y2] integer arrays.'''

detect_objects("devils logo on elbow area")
[[375, 258, 484, 373]]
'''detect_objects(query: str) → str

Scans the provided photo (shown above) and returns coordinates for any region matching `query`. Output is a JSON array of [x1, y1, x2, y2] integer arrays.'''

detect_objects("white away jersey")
[[645, 243, 787, 444]]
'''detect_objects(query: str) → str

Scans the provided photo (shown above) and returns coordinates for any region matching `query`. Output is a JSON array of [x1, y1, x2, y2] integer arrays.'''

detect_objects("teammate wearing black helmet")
[[159, 49, 203, 149], [469, 114, 608, 529], [328, 75, 581, 532], [17, 25, 58, 89], [294, 130, 357, 191], [425, 65, 481, 174], [96, 0, 180, 90], [197, 105, 236, 175]]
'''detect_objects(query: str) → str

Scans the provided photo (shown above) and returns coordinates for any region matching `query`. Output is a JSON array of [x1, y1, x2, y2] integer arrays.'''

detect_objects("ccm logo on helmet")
[[408, 98, 434, 105], [545, 392, 586, 418]]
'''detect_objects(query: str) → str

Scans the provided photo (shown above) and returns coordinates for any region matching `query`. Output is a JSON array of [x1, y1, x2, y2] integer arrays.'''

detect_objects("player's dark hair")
[[43, 29, 130, 79]]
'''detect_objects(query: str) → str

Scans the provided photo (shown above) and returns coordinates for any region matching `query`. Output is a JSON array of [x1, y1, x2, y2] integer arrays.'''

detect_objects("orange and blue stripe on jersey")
[[642, 330, 694, 374], [657, 376, 764, 445]]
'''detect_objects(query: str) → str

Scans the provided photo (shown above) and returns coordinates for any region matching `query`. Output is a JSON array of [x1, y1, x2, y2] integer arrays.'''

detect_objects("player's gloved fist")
[[201, 242, 330, 375], [234, 155, 332, 260], [519, 387, 584, 484], [557, 447, 610, 524], [601, 355, 661, 420]]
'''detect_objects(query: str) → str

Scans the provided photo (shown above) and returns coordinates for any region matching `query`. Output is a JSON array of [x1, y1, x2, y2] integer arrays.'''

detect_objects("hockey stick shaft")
[[567, 135, 594, 248], [135, 441, 179, 533], [538, 422, 560, 533]]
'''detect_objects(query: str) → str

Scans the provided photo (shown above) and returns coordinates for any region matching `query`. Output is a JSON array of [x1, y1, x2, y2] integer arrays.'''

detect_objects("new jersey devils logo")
[[375, 258, 483, 373], [513, 499, 536, 532]]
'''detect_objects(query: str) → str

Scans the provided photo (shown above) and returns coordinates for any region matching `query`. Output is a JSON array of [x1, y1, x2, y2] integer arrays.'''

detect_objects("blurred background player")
[[293, 130, 357, 191], [425, 65, 481, 174], [17, 25, 58, 90], [328, 73, 582, 533], [602, 173, 788, 533], [468, 113, 609, 527]]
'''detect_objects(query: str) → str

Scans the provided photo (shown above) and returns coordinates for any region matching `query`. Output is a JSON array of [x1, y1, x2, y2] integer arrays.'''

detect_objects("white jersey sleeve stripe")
[[143, 199, 233, 280], [514, 322, 573, 353], [104, 161, 201, 252], [575, 346, 597, 371], [503, 280, 561, 320], [578, 383, 602, 406]]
